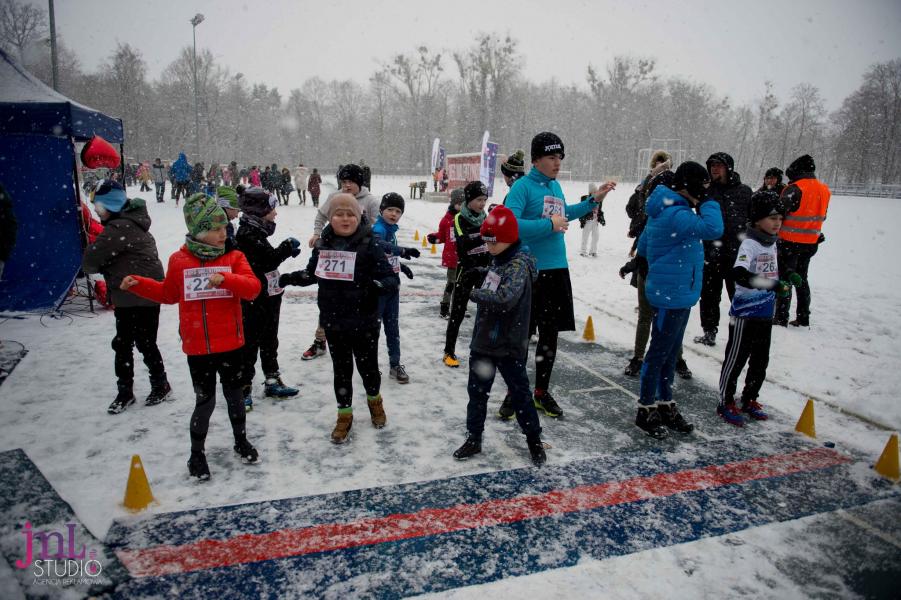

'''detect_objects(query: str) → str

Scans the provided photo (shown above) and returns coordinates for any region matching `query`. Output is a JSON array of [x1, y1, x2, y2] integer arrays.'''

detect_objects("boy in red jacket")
[[121, 193, 262, 481]]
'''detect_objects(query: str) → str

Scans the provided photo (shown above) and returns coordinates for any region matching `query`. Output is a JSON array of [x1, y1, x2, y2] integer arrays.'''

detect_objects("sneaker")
[[624, 357, 643, 377], [497, 394, 515, 420], [789, 318, 809, 327], [658, 401, 694, 433], [187, 451, 210, 481], [453, 436, 482, 460], [331, 411, 353, 444], [527, 437, 546, 466], [264, 375, 299, 398], [693, 330, 717, 346], [635, 406, 668, 439], [741, 399, 769, 421], [443, 353, 460, 368], [243, 385, 253, 412], [389, 365, 410, 384], [367, 395, 387, 428], [145, 380, 172, 406], [234, 439, 260, 464], [717, 402, 745, 427], [533, 390, 563, 418], [675, 359, 693, 380], [302, 340, 327, 361], [108, 388, 136, 414]]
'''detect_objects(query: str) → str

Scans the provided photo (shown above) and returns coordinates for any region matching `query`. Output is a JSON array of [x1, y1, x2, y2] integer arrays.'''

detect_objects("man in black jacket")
[[694, 152, 752, 346]]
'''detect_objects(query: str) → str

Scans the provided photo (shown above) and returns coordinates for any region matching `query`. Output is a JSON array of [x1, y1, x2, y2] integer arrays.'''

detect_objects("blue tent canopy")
[[0, 49, 124, 313]]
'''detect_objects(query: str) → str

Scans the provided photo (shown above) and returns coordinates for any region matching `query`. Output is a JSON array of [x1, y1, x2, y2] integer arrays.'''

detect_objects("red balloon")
[[80, 135, 121, 169]]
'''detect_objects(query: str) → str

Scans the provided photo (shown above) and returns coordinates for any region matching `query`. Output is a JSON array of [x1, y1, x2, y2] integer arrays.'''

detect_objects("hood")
[[706, 152, 735, 173], [645, 184, 688, 219], [116, 198, 152, 231]]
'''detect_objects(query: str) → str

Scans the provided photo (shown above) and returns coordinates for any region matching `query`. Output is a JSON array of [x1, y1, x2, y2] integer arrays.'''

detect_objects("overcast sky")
[[38, 0, 901, 110]]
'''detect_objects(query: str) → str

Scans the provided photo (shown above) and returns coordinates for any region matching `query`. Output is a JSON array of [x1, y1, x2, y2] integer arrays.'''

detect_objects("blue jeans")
[[638, 307, 691, 406], [466, 353, 541, 440], [378, 288, 400, 367]]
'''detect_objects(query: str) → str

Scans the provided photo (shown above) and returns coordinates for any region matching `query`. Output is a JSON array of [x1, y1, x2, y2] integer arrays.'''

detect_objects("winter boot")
[[302, 339, 327, 361], [624, 357, 643, 377], [789, 318, 809, 327], [527, 436, 547, 466], [453, 436, 482, 460], [145, 379, 172, 406], [367, 394, 387, 428], [497, 394, 515, 420], [675, 358, 693, 380], [233, 438, 260, 464], [534, 389, 563, 418], [741, 399, 769, 421], [657, 401, 694, 434], [439, 303, 450, 319], [331, 410, 353, 444], [717, 402, 745, 427], [187, 451, 210, 481], [389, 365, 410, 384], [635, 405, 668, 439], [108, 382, 136, 414], [693, 330, 717, 346], [264, 374, 299, 398], [443, 353, 460, 368]]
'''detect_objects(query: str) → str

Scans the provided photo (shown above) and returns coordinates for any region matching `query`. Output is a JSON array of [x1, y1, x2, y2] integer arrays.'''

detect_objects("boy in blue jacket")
[[635, 162, 724, 439], [452, 206, 546, 466]]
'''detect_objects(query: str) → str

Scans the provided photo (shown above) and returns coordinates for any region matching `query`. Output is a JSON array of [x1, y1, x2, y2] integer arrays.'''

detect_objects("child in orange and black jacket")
[[121, 193, 261, 481], [427, 188, 464, 319]]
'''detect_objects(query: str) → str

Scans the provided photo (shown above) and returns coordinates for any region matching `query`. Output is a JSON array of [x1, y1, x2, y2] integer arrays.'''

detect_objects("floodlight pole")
[[48, 0, 58, 90], [190, 13, 204, 160]]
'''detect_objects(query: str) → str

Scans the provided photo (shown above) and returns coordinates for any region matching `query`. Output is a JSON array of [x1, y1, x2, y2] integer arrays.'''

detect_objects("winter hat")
[[673, 161, 710, 201], [464, 180, 488, 205], [215, 186, 239, 210], [530, 132, 565, 161], [785, 154, 816, 180], [764, 167, 784, 182], [92, 180, 127, 213], [480, 205, 518, 243], [327, 193, 362, 222], [705, 152, 735, 174], [80, 135, 121, 169], [337, 164, 365, 189], [749, 190, 785, 223], [501, 150, 526, 177], [239, 186, 277, 217], [184, 193, 228, 237], [380, 192, 405, 214], [649, 150, 672, 169]]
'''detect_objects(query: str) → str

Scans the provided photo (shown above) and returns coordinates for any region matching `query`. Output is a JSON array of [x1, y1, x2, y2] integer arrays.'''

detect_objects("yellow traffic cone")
[[582, 316, 596, 341], [421, 236, 428, 248], [874, 433, 900, 482], [431, 242, 438, 255], [795, 399, 816, 438], [123, 455, 155, 512], [414, 229, 420, 241]]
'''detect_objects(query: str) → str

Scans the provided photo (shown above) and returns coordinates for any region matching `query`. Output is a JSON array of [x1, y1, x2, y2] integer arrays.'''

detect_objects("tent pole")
[[71, 137, 94, 313]]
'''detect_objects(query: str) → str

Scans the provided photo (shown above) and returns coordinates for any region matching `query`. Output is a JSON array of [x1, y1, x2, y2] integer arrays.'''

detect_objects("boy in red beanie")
[[452, 205, 546, 466]]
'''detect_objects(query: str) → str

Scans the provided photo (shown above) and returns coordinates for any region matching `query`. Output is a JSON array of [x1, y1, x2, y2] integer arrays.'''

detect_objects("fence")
[[828, 183, 901, 198]]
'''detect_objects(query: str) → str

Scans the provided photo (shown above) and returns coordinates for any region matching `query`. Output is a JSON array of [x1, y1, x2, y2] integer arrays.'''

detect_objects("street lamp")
[[190, 13, 204, 161]]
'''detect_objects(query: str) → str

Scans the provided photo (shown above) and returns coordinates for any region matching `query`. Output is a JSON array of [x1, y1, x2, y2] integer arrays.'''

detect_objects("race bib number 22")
[[183, 266, 233, 301]]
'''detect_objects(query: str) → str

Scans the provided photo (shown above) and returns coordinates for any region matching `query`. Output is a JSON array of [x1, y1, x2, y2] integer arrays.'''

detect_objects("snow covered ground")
[[0, 174, 899, 598]]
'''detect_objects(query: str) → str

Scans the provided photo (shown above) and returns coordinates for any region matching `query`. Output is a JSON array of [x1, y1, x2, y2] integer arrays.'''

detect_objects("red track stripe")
[[117, 447, 849, 578]]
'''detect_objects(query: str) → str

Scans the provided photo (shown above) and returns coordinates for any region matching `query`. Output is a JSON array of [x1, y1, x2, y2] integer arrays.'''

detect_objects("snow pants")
[[112, 306, 167, 389], [240, 293, 283, 386]]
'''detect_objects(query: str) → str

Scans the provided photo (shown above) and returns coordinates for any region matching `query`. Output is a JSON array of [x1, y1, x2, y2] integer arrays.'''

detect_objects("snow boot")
[[741, 399, 769, 421], [527, 436, 547, 466], [789, 318, 809, 327], [675, 358, 693, 380], [264, 374, 299, 398], [439, 303, 450, 319], [367, 394, 387, 428], [331, 410, 353, 444], [243, 384, 253, 412], [657, 401, 694, 434], [302, 339, 327, 361], [693, 330, 717, 346], [443, 353, 460, 368], [389, 365, 410, 384], [635, 406, 668, 439], [108, 383, 136, 414], [233, 438, 260, 464], [624, 357, 643, 377], [145, 379, 172, 406], [497, 394, 515, 420], [187, 451, 210, 481], [453, 436, 482, 460], [717, 402, 745, 427], [534, 389, 563, 418]]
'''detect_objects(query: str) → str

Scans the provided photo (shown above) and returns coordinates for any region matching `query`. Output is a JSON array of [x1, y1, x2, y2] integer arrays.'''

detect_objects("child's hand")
[[401, 247, 420, 259], [550, 214, 568, 232], [593, 181, 616, 201], [208, 273, 225, 287], [619, 268, 626, 279], [426, 233, 438, 244], [120, 276, 138, 290], [308, 234, 320, 248]]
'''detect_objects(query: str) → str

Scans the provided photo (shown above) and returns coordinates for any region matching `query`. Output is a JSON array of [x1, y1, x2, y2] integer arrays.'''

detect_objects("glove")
[[817, 233, 826, 244], [287, 238, 302, 258], [775, 280, 792, 298], [279, 272, 298, 287], [400, 264, 413, 280], [598, 211, 606, 226], [400, 247, 420, 259], [618, 267, 627, 279], [787, 272, 803, 287], [426, 233, 438, 244]]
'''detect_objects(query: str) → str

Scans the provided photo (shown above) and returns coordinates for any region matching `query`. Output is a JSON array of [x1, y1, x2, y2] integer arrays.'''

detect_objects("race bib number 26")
[[315, 250, 357, 281], [183, 266, 233, 301]]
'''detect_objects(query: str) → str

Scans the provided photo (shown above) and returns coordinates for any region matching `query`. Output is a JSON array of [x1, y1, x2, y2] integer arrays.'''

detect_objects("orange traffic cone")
[[795, 399, 816, 438], [123, 455, 155, 512], [874, 433, 899, 482], [431, 242, 438, 255], [414, 229, 420, 241], [582, 316, 596, 341], [421, 236, 428, 248]]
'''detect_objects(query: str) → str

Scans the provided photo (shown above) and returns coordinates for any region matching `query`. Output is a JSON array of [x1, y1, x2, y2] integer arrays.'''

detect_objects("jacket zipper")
[[200, 258, 211, 354]]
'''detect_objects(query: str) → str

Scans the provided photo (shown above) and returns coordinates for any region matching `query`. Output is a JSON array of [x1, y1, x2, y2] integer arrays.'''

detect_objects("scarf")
[[459, 203, 486, 228], [745, 226, 778, 247], [185, 235, 225, 259], [240, 213, 276, 237]]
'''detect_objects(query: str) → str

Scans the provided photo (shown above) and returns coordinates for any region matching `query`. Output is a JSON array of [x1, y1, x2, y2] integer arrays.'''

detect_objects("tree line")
[[2, 0, 899, 185]]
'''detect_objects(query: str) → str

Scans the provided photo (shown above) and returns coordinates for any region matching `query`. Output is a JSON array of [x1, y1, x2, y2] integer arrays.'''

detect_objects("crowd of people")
[[80, 132, 830, 480]]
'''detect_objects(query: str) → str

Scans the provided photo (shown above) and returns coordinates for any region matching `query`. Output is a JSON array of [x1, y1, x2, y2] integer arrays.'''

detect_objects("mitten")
[[426, 233, 438, 244], [775, 280, 792, 297], [401, 246, 421, 259], [788, 272, 803, 287], [279, 272, 298, 287], [598, 211, 606, 226], [400, 264, 413, 280]]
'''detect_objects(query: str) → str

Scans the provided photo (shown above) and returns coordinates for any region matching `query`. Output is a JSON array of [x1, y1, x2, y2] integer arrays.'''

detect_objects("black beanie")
[[464, 180, 488, 204], [673, 161, 710, 201], [337, 163, 366, 189], [785, 154, 815, 181], [380, 192, 405, 214], [705, 152, 735, 174], [749, 190, 785, 223], [530, 132, 565, 161], [239, 186, 277, 217], [764, 167, 784, 182]]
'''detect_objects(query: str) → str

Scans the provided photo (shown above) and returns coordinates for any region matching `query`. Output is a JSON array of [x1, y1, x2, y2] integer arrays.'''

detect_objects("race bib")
[[755, 253, 778, 278], [314, 250, 356, 281], [265, 269, 283, 296], [387, 255, 401, 274], [481, 270, 501, 292], [468, 244, 488, 255], [542, 195, 565, 218], [183, 266, 233, 301]]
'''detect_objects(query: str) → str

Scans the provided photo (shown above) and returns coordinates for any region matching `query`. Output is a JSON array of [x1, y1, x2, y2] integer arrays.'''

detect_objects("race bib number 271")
[[315, 250, 357, 281]]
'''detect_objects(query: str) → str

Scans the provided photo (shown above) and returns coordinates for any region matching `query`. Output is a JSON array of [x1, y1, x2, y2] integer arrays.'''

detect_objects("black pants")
[[174, 181, 189, 201], [466, 353, 541, 440], [718, 318, 772, 405], [112, 306, 166, 388], [241, 293, 283, 386], [775, 240, 818, 323], [326, 327, 381, 409], [444, 268, 478, 356], [186, 348, 247, 452], [699, 253, 736, 333], [530, 269, 575, 393], [154, 182, 165, 202]]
